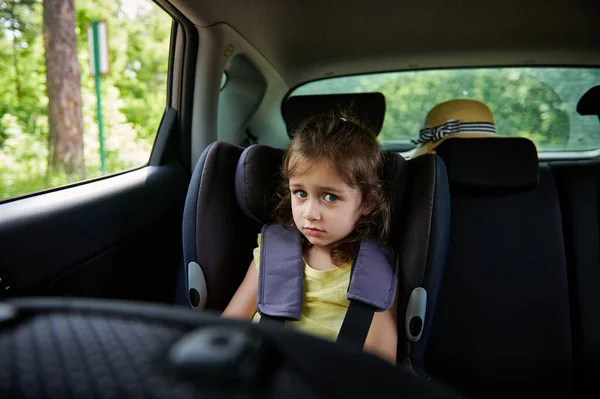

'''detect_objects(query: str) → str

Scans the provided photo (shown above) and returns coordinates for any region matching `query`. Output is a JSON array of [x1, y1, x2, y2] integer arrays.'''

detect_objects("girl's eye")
[[323, 193, 338, 202], [294, 190, 307, 199]]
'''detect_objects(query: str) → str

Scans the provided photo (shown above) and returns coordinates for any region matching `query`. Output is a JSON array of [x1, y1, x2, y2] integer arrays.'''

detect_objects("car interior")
[[0, 0, 599, 397]]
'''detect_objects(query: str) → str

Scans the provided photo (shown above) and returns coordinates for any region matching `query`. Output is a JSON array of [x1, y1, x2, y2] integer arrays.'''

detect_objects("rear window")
[[290, 67, 600, 152]]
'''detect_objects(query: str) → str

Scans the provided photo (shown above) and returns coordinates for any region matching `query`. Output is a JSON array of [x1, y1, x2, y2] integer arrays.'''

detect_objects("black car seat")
[[424, 137, 574, 398], [550, 85, 600, 397], [176, 93, 451, 372]]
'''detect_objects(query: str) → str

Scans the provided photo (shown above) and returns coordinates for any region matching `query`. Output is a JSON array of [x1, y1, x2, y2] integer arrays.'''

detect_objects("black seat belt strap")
[[336, 300, 375, 349]]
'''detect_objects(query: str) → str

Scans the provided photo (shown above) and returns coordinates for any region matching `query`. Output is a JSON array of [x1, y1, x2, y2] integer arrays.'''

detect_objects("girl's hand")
[[363, 289, 399, 364]]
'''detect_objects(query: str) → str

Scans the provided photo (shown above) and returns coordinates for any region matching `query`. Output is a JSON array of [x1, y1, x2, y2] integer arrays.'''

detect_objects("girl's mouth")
[[304, 227, 325, 237]]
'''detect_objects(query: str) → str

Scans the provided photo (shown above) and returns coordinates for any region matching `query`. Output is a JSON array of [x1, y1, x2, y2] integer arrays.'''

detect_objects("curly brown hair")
[[274, 110, 391, 266]]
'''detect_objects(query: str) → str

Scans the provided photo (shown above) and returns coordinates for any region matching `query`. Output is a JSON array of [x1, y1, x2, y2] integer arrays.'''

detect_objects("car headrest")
[[235, 145, 285, 224], [235, 144, 406, 226], [282, 92, 386, 138], [577, 85, 600, 116], [434, 137, 539, 193]]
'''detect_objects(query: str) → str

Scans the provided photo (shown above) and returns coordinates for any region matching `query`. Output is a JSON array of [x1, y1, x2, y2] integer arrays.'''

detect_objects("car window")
[[0, 0, 171, 201], [290, 67, 600, 153]]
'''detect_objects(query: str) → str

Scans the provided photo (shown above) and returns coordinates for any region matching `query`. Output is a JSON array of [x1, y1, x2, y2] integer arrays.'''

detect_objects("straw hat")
[[411, 99, 498, 158]]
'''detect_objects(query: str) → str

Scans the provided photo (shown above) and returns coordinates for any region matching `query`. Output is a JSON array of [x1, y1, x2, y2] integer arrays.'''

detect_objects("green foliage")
[[294, 67, 600, 152], [376, 69, 571, 150], [0, 0, 46, 146], [0, 0, 171, 201]]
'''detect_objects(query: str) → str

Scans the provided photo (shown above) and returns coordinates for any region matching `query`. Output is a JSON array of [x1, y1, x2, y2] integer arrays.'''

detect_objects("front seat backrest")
[[425, 137, 573, 397]]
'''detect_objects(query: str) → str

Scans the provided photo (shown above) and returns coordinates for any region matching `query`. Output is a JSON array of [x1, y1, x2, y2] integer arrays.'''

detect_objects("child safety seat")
[[234, 143, 403, 348], [180, 92, 450, 373]]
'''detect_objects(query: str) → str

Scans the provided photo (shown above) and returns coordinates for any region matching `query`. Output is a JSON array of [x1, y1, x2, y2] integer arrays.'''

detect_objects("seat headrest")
[[235, 144, 406, 226], [577, 85, 600, 116], [235, 145, 285, 224], [434, 137, 539, 193], [282, 92, 386, 137]]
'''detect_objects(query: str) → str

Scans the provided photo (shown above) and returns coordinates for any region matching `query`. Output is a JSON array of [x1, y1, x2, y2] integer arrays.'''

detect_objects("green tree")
[[295, 67, 600, 152], [1, 0, 172, 200], [0, 0, 37, 101], [44, 0, 86, 177], [376, 69, 570, 150], [0, 0, 46, 147]]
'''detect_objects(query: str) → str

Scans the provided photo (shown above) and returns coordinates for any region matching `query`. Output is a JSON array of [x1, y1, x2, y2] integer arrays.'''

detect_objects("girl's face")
[[289, 159, 372, 250]]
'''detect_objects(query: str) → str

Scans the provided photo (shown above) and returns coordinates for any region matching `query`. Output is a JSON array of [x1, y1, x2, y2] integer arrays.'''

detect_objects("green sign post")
[[91, 20, 106, 175]]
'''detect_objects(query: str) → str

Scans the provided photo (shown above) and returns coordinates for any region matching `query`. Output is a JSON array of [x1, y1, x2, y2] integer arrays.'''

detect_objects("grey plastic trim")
[[405, 287, 427, 342], [188, 261, 207, 309]]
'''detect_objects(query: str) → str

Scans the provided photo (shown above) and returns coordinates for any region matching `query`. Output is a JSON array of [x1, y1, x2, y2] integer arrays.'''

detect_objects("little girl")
[[222, 112, 399, 363]]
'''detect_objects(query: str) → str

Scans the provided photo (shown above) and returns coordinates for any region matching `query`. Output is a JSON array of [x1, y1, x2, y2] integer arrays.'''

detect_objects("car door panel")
[[0, 161, 188, 302]]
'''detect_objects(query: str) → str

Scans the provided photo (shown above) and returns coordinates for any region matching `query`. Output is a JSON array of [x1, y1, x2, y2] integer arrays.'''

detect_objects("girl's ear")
[[361, 201, 375, 216]]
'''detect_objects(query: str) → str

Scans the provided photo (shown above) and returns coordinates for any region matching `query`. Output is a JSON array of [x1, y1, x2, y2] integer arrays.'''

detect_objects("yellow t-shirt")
[[252, 234, 351, 342]]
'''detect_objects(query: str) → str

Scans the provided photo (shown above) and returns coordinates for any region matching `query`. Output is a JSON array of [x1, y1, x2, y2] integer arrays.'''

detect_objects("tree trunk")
[[43, 0, 85, 178]]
